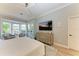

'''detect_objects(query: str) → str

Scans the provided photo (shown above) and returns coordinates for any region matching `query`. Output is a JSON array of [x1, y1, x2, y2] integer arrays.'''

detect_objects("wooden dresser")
[[36, 32, 54, 45]]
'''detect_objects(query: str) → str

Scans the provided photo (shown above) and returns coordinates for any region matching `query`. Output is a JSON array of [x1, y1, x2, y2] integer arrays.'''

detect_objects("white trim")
[[54, 42, 68, 48]]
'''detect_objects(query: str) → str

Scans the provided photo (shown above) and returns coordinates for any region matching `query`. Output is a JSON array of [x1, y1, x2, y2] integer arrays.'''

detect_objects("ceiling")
[[0, 3, 70, 21]]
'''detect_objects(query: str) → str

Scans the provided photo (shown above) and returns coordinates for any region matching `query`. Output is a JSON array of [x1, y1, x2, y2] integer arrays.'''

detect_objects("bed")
[[0, 37, 45, 56]]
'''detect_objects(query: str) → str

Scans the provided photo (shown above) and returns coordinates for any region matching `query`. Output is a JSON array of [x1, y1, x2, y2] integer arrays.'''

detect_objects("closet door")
[[68, 17, 79, 51]]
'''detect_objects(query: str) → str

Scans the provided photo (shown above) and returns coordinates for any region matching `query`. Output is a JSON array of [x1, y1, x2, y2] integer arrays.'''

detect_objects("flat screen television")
[[39, 20, 52, 31]]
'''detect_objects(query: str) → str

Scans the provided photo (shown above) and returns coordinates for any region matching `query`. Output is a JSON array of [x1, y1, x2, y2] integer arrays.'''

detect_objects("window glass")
[[12, 24, 19, 35], [2, 22, 11, 34], [28, 24, 30, 31], [21, 24, 26, 31], [2, 20, 27, 38]]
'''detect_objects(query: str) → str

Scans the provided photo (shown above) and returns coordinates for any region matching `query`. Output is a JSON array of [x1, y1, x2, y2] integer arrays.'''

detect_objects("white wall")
[[29, 4, 79, 46]]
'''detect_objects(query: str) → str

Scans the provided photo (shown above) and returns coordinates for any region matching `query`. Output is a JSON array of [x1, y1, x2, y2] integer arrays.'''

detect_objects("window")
[[2, 22, 11, 34], [2, 20, 27, 38], [21, 24, 26, 32], [27, 24, 34, 31], [12, 24, 19, 35], [27, 23, 34, 38]]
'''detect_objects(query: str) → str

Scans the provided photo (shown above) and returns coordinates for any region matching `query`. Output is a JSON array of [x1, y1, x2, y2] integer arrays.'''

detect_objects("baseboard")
[[54, 42, 68, 48]]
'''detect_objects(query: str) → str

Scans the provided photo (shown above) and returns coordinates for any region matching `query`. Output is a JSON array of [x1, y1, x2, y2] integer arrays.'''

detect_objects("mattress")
[[0, 37, 45, 56]]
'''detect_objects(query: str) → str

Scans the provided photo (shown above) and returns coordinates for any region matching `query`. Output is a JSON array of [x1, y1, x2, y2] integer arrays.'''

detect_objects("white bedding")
[[0, 37, 45, 56]]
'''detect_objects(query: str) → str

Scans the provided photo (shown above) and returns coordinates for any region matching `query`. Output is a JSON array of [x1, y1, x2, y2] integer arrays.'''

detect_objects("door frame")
[[68, 15, 79, 49]]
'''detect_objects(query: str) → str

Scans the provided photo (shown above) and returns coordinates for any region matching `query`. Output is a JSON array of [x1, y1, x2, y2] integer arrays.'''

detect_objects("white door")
[[68, 17, 79, 51]]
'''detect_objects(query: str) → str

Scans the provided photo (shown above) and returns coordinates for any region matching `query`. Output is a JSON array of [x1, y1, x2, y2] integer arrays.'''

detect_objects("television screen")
[[39, 20, 52, 31]]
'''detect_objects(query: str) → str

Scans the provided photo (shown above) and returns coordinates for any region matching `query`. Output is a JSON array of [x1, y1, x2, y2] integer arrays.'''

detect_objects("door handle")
[[69, 34, 72, 36]]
